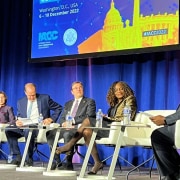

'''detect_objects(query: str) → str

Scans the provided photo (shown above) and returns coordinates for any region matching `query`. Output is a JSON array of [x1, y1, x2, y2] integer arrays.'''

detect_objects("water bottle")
[[7, 154, 13, 163], [38, 113, 43, 128], [123, 105, 131, 125], [96, 109, 103, 128], [66, 111, 73, 128]]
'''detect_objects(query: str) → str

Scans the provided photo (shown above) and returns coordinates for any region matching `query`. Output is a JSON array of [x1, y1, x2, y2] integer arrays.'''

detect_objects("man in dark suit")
[[5, 83, 63, 166], [150, 108, 180, 180], [46, 81, 96, 170]]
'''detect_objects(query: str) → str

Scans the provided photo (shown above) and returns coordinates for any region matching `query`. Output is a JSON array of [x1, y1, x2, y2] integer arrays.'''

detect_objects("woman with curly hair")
[[56, 81, 137, 174], [106, 81, 137, 122]]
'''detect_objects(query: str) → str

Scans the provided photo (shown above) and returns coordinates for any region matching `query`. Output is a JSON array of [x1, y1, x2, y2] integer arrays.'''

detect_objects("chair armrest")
[[0, 123, 9, 128], [49, 123, 60, 128], [175, 119, 180, 149]]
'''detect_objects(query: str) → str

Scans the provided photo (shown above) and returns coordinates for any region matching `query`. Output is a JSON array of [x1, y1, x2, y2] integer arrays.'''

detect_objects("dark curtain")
[[1, 0, 180, 166]]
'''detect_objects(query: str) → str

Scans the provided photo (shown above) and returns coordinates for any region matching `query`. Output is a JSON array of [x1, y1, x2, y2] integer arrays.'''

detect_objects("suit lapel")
[[24, 99, 28, 117], [76, 98, 86, 116], [37, 98, 41, 115], [68, 100, 74, 110]]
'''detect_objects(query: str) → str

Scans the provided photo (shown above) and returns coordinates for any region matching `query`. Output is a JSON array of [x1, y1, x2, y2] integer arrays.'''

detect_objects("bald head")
[[24, 83, 37, 101]]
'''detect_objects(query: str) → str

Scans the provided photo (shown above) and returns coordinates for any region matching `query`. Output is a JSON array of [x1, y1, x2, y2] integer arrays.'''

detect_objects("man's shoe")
[[173, 171, 180, 180], [10, 159, 21, 166], [58, 163, 74, 170], [161, 176, 172, 180], [25, 158, 33, 167], [50, 162, 62, 170], [51, 162, 56, 170], [161, 172, 180, 180]]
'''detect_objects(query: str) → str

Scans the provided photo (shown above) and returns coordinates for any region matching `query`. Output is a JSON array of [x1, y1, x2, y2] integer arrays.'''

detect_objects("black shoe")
[[173, 171, 180, 180], [10, 159, 21, 166], [58, 163, 74, 170], [161, 176, 172, 180], [161, 172, 180, 180], [87, 162, 103, 175], [51, 162, 62, 170], [25, 158, 33, 167]]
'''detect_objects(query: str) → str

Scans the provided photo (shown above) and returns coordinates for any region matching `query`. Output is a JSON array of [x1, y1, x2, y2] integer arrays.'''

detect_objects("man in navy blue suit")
[[5, 83, 63, 166], [46, 81, 96, 170]]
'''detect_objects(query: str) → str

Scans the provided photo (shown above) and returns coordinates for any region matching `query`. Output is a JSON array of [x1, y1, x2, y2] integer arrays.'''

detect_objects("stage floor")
[[0, 161, 159, 180]]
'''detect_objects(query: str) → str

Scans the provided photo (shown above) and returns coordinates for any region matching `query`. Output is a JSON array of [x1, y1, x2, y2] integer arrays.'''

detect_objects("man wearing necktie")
[[46, 81, 96, 170], [5, 83, 63, 166]]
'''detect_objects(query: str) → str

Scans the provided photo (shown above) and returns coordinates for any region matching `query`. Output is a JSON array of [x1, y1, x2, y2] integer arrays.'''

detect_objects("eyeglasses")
[[72, 86, 83, 90]]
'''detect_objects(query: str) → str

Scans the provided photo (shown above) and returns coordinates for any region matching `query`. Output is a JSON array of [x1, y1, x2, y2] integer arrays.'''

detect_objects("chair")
[[0, 124, 25, 170], [125, 110, 175, 179], [74, 138, 86, 161], [95, 121, 138, 171], [33, 123, 67, 165], [0, 124, 51, 166], [33, 127, 49, 165], [58, 136, 86, 164], [57, 123, 89, 164], [0, 124, 26, 160], [0, 124, 9, 160], [175, 119, 180, 149], [95, 110, 175, 178]]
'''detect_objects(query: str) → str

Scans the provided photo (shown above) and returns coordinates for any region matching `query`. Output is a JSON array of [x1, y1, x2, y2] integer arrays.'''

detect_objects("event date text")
[[70, 8, 79, 14]]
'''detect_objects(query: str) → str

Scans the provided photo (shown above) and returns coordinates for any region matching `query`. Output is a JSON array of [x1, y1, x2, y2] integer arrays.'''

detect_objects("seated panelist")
[[46, 81, 96, 170], [150, 106, 180, 180], [5, 83, 63, 166], [0, 91, 16, 126], [55, 81, 137, 174], [0, 91, 16, 163]]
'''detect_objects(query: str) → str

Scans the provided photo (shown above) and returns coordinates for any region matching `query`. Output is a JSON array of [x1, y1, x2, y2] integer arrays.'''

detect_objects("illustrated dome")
[[104, 0, 123, 27]]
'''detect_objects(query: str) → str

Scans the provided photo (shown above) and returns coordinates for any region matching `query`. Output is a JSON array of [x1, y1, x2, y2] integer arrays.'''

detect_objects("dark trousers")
[[5, 126, 38, 159], [46, 128, 77, 164], [151, 126, 180, 176]]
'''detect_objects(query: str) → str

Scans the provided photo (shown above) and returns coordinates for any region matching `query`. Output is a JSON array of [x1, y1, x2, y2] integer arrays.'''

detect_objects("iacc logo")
[[39, 31, 58, 41], [40, 0, 59, 4]]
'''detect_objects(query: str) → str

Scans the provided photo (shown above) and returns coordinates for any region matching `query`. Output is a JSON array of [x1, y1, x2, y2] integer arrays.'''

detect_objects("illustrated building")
[[78, 0, 179, 54]]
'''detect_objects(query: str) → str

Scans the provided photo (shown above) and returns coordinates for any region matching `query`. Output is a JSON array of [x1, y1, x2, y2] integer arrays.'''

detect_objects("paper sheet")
[[18, 117, 38, 126], [139, 111, 154, 117]]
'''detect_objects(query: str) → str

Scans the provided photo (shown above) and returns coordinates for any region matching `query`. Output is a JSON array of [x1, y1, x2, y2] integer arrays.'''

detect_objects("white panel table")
[[43, 126, 77, 177], [77, 124, 150, 180], [16, 126, 46, 172], [43, 126, 112, 177]]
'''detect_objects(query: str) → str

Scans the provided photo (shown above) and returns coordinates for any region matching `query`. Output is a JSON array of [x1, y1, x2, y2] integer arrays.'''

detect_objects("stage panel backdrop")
[[1, 0, 180, 167]]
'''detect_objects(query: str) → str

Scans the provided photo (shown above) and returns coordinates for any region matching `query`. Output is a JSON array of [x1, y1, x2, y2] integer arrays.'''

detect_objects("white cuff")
[[72, 118, 75, 124]]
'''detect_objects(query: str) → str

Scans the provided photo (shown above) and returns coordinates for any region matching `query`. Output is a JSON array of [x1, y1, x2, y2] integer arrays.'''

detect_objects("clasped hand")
[[149, 115, 166, 126], [16, 120, 23, 127], [62, 122, 75, 128]]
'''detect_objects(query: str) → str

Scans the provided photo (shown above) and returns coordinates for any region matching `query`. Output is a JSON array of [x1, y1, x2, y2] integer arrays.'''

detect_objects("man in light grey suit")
[[150, 106, 180, 180], [46, 81, 96, 170]]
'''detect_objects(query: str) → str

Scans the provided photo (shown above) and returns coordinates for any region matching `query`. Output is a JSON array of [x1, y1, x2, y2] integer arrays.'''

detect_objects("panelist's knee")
[[151, 129, 160, 142], [83, 129, 92, 138]]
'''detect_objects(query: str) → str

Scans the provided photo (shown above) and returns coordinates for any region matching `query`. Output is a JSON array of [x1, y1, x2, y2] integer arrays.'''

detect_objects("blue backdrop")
[[1, 0, 180, 167]]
